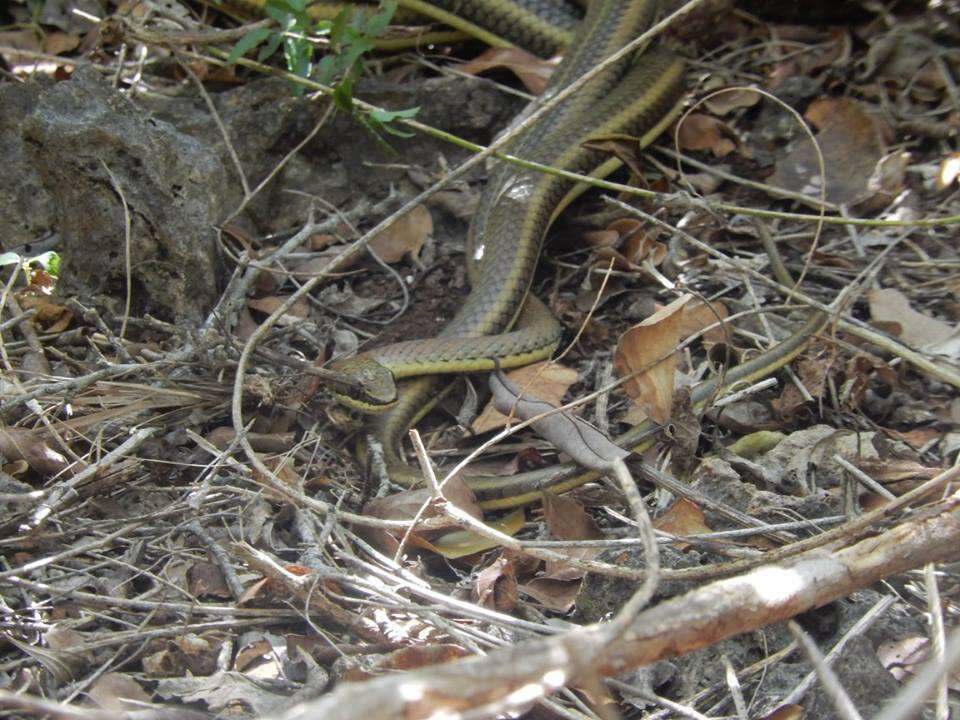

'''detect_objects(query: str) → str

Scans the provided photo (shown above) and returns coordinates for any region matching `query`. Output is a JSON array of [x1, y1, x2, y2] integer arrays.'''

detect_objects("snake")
[[224, 0, 827, 507]]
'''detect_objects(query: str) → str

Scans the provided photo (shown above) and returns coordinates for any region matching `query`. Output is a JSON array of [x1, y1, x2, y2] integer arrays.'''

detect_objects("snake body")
[[225, 0, 826, 507], [332, 0, 687, 485]]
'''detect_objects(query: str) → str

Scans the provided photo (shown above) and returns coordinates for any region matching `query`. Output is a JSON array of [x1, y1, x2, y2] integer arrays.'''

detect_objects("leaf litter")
[[0, 0, 958, 718]]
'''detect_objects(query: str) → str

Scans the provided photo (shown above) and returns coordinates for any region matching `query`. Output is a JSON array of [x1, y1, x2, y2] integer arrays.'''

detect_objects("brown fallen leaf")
[[543, 491, 602, 542], [653, 498, 712, 539], [759, 704, 805, 720], [613, 295, 727, 425], [473, 361, 577, 434], [0, 427, 75, 478], [867, 287, 960, 358], [368, 204, 432, 263], [247, 295, 310, 324], [18, 294, 73, 332], [770, 97, 890, 207], [675, 113, 736, 157], [86, 672, 152, 711], [701, 84, 761, 116], [341, 644, 473, 682], [518, 576, 581, 613], [458, 47, 560, 95], [473, 555, 518, 612]]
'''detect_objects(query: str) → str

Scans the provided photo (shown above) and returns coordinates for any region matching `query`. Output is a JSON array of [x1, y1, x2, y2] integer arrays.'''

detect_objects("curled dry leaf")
[[473, 555, 518, 612], [368, 204, 432, 263], [588, 218, 667, 271], [473, 361, 578, 434], [877, 636, 930, 681], [0, 427, 74, 478], [613, 295, 727, 425], [458, 47, 560, 95], [675, 113, 737, 157], [18, 294, 73, 332]]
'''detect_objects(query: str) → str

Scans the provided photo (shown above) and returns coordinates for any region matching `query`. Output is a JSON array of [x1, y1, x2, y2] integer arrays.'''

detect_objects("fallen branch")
[[271, 493, 960, 720]]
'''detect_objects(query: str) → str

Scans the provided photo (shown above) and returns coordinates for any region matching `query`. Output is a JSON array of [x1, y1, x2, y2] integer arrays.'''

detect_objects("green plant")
[[227, 0, 419, 142]]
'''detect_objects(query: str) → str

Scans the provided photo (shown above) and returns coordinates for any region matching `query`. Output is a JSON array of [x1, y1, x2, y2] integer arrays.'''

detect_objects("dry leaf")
[[519, 576, 581, 612], [87, 672, 151, 711], [675, 113, 736, 157], [877, 636, 929, 681], [247, 295, 310, 323], [473, 555, 518, 612], [867, 287, 960, 358], [473, 361, 577, 434], [368, 204, 432, 263], [188, 561, 232, 599], [760, 705, 805, 720], [653, 498, 712, 538], [613, 295, 727, 424], [458, 47, 560, 95], [542, 492, 602, 541], [770, 97, 889, 206], [702, 86, 761, 116], [0, 427, 74, 477], [937, 152, 960, 190]]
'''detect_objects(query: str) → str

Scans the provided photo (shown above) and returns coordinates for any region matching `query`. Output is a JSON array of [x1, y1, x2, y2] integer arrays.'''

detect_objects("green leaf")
[[338, 37, 372, 72], [332, 74, 354, 111], [286, 0, 308, 11], [369, 106, 420, 123], [227, 27, 271, 64], [329, 4, 352, 44], [314, 19, 333, 35], [31, 251, 60, 276], [363, 0, 397, 38], [266, 0, 299, 14], [378, 121, 415, 138], [316, 54, 336, 85], [264, 3, 290, 24], [257, 31, 284, 62], [358, 114, 398, 153]]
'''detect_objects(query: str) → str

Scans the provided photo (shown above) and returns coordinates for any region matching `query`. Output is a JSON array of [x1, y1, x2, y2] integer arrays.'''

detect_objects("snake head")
[[330, 355, 398, 413]]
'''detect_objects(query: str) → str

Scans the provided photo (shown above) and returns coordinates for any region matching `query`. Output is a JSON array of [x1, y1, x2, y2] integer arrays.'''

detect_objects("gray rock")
[[21, 66, 235, 323]]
